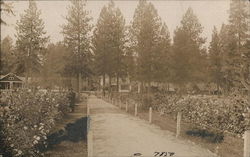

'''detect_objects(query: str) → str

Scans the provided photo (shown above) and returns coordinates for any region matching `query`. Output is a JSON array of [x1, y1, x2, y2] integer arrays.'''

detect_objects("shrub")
[[155, 93, 249, 135], [124, 91, 249, 135], [0, 89, 70, 156]]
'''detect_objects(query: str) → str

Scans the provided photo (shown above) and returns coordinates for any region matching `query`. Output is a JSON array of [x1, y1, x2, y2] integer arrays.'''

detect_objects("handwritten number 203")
[[154, 152, 175, 157]]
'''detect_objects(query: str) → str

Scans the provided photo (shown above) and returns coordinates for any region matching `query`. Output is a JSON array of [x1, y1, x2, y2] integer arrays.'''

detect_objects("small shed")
[[0, 73, 24, 90]]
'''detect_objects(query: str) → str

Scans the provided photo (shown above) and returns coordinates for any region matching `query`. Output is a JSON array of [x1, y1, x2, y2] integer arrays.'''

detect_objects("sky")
[[1, 0, 231, 46]]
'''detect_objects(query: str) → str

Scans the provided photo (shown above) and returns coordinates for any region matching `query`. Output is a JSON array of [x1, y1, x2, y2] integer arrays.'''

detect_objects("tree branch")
[[240, 65, 250, 91]]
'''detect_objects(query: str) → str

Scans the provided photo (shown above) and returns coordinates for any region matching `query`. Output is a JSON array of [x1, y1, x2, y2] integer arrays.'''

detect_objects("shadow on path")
[[41, 116, 87, 151]]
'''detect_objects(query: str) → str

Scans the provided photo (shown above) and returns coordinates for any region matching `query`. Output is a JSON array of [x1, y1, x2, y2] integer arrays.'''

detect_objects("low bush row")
[[155, 93, 249, 135], [113, 91, 249, 135]]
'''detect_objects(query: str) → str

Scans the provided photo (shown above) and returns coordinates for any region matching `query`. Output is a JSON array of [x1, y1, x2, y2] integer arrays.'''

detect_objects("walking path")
[[88, 95, 217, 157]]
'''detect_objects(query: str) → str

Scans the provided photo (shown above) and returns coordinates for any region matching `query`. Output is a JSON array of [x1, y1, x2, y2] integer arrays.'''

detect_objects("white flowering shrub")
[[154, 93, 249, 135], [0, 89, 70, 156], [122, 91, 249, 136]]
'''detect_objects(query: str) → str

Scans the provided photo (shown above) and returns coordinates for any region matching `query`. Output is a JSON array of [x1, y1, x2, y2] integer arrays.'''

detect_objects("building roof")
[[0, 73, 24, 82]]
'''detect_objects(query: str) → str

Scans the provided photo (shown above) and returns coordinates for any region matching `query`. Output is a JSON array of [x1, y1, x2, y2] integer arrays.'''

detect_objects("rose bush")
[[0, 89, 70, 156]]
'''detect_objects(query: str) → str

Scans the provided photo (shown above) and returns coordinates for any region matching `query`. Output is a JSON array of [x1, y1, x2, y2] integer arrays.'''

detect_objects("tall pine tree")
[[208, 26, 223, 91], [220, 0, 249, 92], [0, 36, 15, 75], [93, 1, 126, 92], [153, 23, 171, 83], [130, 0, 165, 90], [62, 0, 93, 94], [171, 7, 206, 92], [15, 0, 49, 83]]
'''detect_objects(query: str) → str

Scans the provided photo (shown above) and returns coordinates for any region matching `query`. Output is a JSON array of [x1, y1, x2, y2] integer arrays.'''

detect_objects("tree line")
[[1, 0, 249, 94]]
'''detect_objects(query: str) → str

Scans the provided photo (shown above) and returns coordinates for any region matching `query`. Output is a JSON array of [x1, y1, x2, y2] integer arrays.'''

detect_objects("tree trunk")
[[103, 74, 106, 96], [25, 71, 28, 87], [76, 73, 79, 98], [78, 72, 81, 98], [117, 74, 119, 92], [109, 75, 112, 95]]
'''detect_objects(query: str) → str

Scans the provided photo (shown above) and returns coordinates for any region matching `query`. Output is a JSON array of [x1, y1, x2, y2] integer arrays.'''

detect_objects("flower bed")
[[0, 89, 70, 156], [156, 94, 249, 135], [115, 91, 249, 136]]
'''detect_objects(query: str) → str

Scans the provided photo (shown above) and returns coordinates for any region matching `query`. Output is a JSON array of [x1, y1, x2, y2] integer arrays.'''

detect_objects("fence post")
[[126, 101, 128, 112], [244, 130, 250, 157], [244, 106, 250, 157], [149, 107, 152, 123], [176, 112, 182, 138], [135, 103, 138, 116], [87, 103, 90, 116], [119, 100, 122, 109]]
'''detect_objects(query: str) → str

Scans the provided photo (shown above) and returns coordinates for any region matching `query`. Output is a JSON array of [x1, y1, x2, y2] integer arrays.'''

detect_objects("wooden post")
[[126, 101, 128, 112], [244, 106, 250, 157], [87, 127, 93, 157], [87, 104, 90, 115], [244, 130, 250, 157], [87, 103, 93, 157], [176, 112, 182, 138], [135, 103, 138, 116], [119, 100, 122, 109], [149, 107, 152, 123], [244, 92, 250, 157]]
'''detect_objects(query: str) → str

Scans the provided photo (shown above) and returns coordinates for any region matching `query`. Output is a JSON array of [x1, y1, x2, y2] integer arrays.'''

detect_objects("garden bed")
[[0, 89, 71, 157], [108, 91, 248, 157]]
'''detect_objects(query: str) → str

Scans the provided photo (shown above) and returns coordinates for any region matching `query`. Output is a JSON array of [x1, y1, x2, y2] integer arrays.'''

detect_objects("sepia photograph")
[[0, 0, 250, 157]]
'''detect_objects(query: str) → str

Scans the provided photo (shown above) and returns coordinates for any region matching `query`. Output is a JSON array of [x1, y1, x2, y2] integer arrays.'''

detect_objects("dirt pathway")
[[89, 96, 217, 157], [44, 101, 88, 157]]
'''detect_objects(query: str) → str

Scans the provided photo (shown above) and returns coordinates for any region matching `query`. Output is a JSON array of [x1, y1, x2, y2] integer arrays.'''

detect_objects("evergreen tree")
[[220, 0, 249, 92], [92, 1, 126, 91], [130, 0, 163, 88], [171, 7, 206, 91], [229, 0, 249, 49], [42, 42, 69, 88], [208, 27, 223, 91], [15, 0, 49, 82], [229, 0, 250, 91], [240, 40, 250, 91], [0, 36, 15, 74], [62, 0, 93, 94], [219, 23, 238, 91], [153, 23, 171, 83], [123, 28, 136, 81]]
